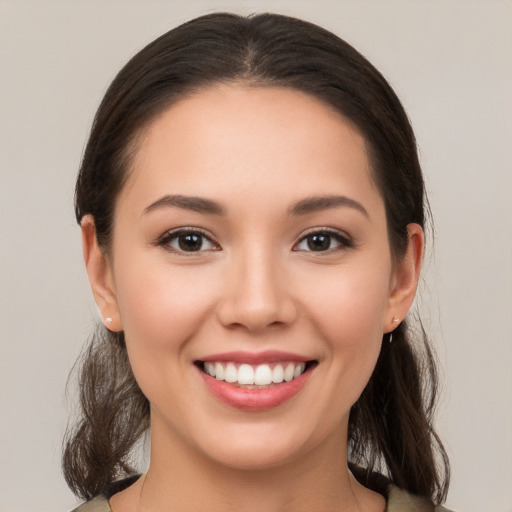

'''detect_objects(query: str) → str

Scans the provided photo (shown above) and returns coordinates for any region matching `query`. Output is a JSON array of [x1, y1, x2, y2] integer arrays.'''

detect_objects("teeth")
[[254, 364, 272, 385], [205, 362, 215, 377], [202, 361, 308, 386], [224, 362, 238, 383], [238, 364, 254, 385], [284, 363, 295, 382], [294, 363, 305, 379], [214, 362, 225, 380], [272, 364, 284, 383]]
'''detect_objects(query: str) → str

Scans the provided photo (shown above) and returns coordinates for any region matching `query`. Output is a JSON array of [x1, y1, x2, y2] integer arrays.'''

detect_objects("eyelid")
[[153, 226, 353, 254], [293, 227, 354, 252], [155, 227, 220, 254]]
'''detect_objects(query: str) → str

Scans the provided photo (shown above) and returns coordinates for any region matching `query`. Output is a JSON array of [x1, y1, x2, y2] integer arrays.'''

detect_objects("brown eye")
[[158, 229, 218, 253], [177, 233, 204, 252], [294, 229, 352, 253], [306, 234, 331, 251]]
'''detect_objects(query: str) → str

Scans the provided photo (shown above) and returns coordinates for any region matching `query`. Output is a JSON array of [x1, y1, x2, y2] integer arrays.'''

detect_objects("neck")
[[130, 422, 372, 512], [110, 410, 386, 512]]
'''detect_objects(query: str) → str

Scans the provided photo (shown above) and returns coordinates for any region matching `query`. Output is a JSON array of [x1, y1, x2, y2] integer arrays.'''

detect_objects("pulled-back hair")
[[64, 12, 449, 504]]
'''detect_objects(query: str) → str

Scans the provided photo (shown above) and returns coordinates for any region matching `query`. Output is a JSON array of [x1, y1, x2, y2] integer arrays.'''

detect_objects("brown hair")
[[64, 12, 449, 504]]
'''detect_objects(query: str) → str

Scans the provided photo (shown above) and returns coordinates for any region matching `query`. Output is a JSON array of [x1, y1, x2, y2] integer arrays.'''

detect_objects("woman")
[[64, 12, 451, 512]]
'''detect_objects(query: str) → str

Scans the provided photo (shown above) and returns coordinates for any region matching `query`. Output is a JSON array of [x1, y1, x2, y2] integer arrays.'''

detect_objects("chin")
[[203, 437, 306, 472], [189, 415, 340, 474]]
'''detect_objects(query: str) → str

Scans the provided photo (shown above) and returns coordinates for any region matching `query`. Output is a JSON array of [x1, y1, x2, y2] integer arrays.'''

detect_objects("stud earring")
[[105, 317, 113, 324], [389, 316, 400, 343]]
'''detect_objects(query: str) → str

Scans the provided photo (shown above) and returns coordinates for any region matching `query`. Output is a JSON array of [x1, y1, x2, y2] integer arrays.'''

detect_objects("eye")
[[294, 229, 352, 253], [157, 229, 219, 253]]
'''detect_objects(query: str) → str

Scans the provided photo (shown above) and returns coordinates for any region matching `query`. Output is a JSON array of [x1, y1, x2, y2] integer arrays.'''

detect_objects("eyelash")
[[155, 227, 354, 255], [293, 228, 354, 254], [155, 228, 220, 255]]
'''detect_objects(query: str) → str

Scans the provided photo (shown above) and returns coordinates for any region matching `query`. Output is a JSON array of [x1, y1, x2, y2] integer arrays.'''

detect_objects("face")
[[85, 85, 421, 472]]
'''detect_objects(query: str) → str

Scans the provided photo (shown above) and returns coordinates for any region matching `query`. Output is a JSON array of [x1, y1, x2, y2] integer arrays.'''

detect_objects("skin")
[[82, 85, 423, 512]]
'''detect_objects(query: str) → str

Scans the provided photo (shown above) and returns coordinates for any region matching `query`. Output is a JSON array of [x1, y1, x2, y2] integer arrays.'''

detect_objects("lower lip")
[[197, 367, 313, 411]]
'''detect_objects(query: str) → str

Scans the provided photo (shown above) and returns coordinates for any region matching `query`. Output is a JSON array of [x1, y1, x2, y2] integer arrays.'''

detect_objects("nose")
[[216, 248, 298, 332]]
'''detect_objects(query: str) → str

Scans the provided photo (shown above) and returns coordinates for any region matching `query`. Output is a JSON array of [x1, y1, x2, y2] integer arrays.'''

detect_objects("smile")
[[201, 361, 308, 387], [195, 352, 317, 411]]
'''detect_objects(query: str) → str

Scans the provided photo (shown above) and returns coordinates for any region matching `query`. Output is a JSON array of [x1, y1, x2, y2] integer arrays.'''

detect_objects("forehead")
[[121, 85, 383, 216]]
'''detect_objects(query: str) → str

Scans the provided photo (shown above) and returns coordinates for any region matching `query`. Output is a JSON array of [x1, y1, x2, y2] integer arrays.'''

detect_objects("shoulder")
[[386, 485, 455, 512], [70, 478, 456, 512], [70, 495, 111, 512]]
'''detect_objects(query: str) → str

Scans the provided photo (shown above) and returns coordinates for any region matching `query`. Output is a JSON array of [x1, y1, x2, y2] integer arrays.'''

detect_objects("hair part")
[[65, 12, 449, 504]]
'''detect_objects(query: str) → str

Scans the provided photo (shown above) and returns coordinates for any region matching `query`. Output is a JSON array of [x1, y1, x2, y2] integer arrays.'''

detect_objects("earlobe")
[[81, 215, 122, 332], [385, 223, 424, 332]]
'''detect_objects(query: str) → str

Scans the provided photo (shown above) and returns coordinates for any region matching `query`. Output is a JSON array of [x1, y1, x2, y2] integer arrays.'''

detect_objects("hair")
[[64, 12, 449, 504]]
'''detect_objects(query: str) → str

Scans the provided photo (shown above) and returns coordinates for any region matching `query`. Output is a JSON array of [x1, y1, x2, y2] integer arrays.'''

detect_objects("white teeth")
[[283, 363, 295, 382], [294, 363, 305, 378], [272, 364, 284, 383], [238, 364, 255, 385], [214, 362, 224, 381], [224, 362, 238, 383], [205, 362, 215, 377], [202, 361, 308, 386], [254, 364, 272, 385]]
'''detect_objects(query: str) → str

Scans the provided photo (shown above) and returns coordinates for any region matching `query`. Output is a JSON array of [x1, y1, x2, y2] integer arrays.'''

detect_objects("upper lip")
[[197, 350, 314, 364]]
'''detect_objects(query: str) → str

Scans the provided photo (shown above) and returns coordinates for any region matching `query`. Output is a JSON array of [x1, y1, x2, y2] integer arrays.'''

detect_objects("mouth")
[[195, 360, 317, 388], [194, 353, 318, 410]]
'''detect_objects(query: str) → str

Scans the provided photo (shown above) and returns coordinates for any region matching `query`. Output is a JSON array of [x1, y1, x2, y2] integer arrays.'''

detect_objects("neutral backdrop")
[[1, 1, 511, 511]]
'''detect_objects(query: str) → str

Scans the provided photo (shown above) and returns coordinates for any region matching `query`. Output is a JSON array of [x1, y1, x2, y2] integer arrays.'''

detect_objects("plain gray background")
[[1, 1, 511, 511]]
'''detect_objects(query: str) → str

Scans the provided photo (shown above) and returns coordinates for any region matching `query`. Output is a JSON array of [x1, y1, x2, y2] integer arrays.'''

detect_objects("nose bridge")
[[217, 239, 296, 331]]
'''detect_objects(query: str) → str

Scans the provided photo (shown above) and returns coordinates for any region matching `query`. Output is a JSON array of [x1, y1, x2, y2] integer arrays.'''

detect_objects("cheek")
[[113, 262, 223, 414], [114, 260, 219, 355], [305, 262, 391, 342], [300, 262, 390, 396]]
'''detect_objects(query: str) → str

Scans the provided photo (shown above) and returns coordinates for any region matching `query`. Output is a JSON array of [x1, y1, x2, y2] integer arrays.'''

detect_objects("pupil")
[[307, 234, 330, 251], [179, 234, 202, 251]]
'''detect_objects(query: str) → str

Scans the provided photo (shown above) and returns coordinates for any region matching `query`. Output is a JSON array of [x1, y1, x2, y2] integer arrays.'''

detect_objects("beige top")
[[72, 485, 453, 512]]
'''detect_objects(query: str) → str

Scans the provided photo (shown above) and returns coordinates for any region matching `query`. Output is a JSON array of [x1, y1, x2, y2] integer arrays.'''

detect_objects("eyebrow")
[[143, 193, 368, 219], [288, 195, 369, 218], [143, 194, 225, 215]]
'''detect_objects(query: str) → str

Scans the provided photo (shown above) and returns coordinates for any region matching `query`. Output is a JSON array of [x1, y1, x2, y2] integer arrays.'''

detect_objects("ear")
[[81, 215, 123, 332], [384, 223, 424, 332]]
